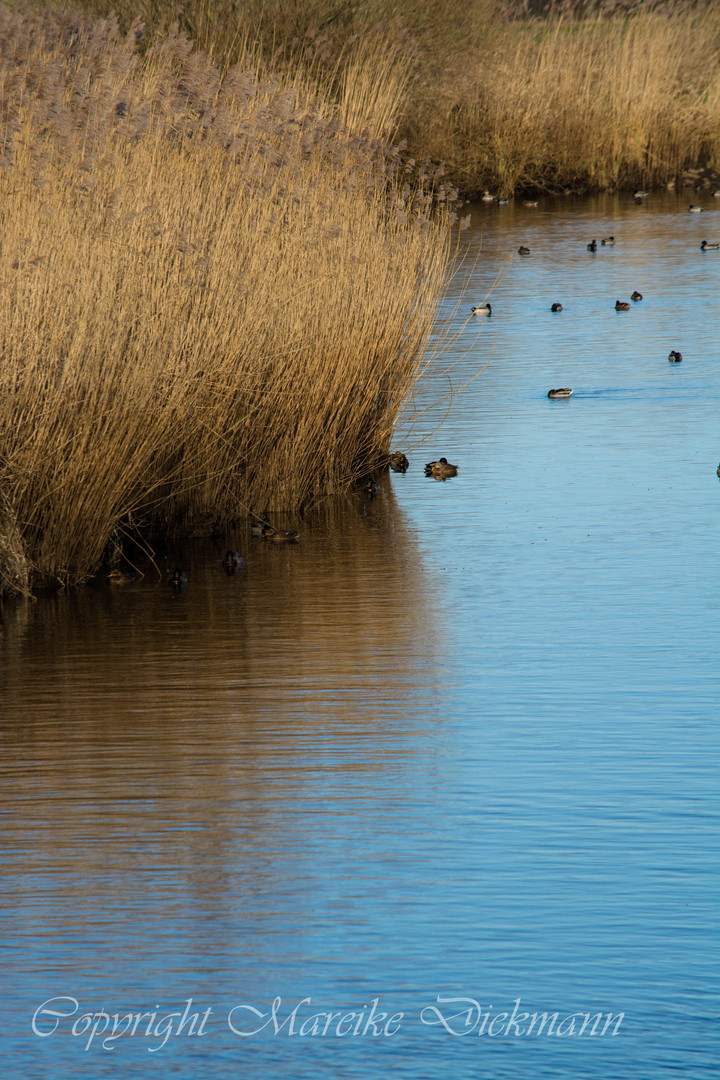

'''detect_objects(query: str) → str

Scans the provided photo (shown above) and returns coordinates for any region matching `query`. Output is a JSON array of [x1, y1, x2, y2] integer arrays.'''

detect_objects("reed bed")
[[410, 4, 720, 195], [0, 8, 455, 592], [24, 0, 720, 195]]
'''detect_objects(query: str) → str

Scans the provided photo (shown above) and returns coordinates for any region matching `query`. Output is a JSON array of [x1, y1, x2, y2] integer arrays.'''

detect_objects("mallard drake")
[[631, 290, 643, 301], [587, 239, 597, 251], [668, 350, 683, 363], [633, 190, 649, 199], [481, 190, 495, 202], [712, 190, 720, 198], [551, 302, 563, 312], [615, 300, 630, 311], [107, 569, 137, 585], [700, 240, 720, 250], [548, 388, 573, 398], [496, 196, 509, 205], [250, 510, 271, 537], [424, 456, 458, 479], [518, 245, 531, 255], [169, 568, 188, 587], [389, 451, 409, 473], [601, 236, 615, 246], [363, 479, 381, 498], [689, 205, 704, 212], [471, 303, 492, 316], [261, 524, 299, 543], [223, 550, 244, 572]]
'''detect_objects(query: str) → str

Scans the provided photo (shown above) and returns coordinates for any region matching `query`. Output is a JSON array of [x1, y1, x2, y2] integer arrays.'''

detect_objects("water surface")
[[1, 191, 718, 1079]]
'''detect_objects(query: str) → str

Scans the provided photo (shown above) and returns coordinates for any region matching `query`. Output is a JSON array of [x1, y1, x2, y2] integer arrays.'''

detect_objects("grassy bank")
[[0, 7, 455, 592], [19, 0, 720, 196]]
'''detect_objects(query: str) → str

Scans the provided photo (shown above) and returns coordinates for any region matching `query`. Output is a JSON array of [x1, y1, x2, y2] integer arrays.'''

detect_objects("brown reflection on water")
[[0, 483, 442, 910]]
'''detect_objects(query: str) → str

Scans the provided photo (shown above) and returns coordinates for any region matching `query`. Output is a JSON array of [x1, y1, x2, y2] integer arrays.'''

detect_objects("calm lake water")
[[1, 192, 718, 1079]]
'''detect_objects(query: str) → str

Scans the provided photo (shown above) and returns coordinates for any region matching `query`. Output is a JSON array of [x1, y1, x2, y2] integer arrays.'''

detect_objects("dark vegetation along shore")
[[1, 0, 719, 595]]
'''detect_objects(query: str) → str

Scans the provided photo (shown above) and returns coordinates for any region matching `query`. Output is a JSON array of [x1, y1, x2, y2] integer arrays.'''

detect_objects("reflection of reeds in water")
[[0, 490, 441, 871], [0, 9, 454, 592], [1, 487, 440, 716]]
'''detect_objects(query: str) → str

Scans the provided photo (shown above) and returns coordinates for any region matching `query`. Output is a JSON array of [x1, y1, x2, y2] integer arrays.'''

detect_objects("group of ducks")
[[471, 231, 695, 400]]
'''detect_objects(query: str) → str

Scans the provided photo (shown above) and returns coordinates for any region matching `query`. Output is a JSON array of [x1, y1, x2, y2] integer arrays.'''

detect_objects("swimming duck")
[[633, 190, 649, 199], [363, 479, 381, 498], [497, 196, 509, 205], [668, 350, 683, 362], [551, 302, 563, 312], [700, 240, 720, 250], [250, 510, 272, 537], [223, 550, 244, 573], [471, 303, 492, 316], [689, 205, 704, 212], [601, 236, 615, 246], [713, 190, 720, 198], [481, 191, 495, 202], [261, 523, 300, 543], [169, 568, 188, 587], [631, 290, 643, 301], [615, 300, 630, 311], [587, 239, 597, 251], [548, 388, 573, 398], [424, 457, 458, 479], [107, 569, 137, 585], [523, 200, 538, 207], [518, 245, 531, 255], [389, 451, 409, 473]]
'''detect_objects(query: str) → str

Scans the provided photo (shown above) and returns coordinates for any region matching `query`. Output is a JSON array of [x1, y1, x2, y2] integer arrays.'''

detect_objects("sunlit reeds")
[[0, 8, 454, 591], [409, 4, 720, 195]]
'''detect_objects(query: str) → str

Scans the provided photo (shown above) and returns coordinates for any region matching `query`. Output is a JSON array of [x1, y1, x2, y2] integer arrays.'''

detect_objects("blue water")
[[1, 192, 718, 1079]]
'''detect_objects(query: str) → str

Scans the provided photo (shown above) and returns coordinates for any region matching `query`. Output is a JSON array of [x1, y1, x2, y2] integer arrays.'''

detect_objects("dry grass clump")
[[0, 7, 455, 592], [409, 5, 720, 195]]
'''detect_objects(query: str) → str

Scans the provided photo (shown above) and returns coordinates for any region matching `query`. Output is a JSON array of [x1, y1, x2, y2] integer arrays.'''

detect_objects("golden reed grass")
[[0, 8, 456, 592], [30, 0, 720, 196], [409, 3, 720, 195]]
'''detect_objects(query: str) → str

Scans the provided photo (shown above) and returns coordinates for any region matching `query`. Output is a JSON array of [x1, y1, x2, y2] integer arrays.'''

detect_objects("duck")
[[712, 190, 720, 198], [250, 510, 271, 537], [424, 457, 458, 479], [169, 568, 188, 587], [223, 550, 244, 573], [668, 350, 683, 363], [261, 523, 300, 543], [518, 245, 531, 255], [523, 200, 538, 207], [481, 190, 495, 202], [587, 239, 597, 251], [615, 300, 630, 311], [548, 388, 573, 398], [389, 451, 409, 473], [601, 236, 615, 246], [700, 240, 720, 250], [107, 568, 137, 585], [551, 302, 563, 312], [496, 196, 509, 205], [471, 303, 492, 316], [631, 290, 643, 301], [689, 205, 704, 212], [633, 190, 649, 199], [363, 479, 381, 498]]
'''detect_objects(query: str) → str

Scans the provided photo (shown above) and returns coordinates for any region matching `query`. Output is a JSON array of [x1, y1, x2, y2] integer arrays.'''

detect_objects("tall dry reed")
[[23, 0, 720, 195], [0, 8, 455, 592], [409, 5, 720, 194]]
